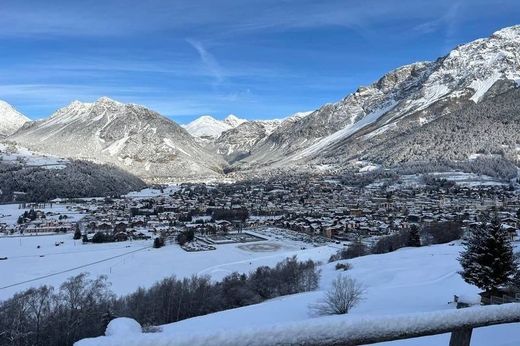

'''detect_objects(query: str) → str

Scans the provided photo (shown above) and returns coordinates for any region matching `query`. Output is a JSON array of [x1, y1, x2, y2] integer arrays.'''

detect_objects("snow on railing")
[[75, 303, 520, 346]]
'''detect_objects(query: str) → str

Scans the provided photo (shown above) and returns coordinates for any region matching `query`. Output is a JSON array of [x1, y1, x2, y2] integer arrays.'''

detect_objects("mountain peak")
[[224, 114, 247, 127], [491, 24, 520, 40], [0, 100, 30, 137], [183, 114, 247, 138], [95, 96, 123, 106]]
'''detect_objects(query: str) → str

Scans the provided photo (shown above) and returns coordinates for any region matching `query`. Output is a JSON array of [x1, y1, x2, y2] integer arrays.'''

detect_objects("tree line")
[[0, 256, 320, 346], [329, 221, 464, 262], [0, 160, 146, 203]]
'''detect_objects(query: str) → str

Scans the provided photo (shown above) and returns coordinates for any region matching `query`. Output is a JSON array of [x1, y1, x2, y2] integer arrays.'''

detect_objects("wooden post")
[[449, 327, 473, 346]]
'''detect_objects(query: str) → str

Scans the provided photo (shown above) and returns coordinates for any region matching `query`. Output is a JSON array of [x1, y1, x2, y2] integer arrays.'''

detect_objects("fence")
[[481, 293, 520, 305]]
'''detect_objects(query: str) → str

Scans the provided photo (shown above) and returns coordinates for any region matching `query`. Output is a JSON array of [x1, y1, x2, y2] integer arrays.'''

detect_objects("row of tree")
[[329, 221, 464, 262], [0, 256, 320, 346]]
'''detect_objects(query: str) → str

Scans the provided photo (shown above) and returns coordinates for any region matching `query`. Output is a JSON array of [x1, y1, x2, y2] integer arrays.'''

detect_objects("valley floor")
[[0, 228, 338, 301]]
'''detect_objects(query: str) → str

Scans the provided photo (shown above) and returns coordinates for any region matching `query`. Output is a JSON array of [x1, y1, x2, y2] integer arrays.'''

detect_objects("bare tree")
[[311, 275, 365, 315]]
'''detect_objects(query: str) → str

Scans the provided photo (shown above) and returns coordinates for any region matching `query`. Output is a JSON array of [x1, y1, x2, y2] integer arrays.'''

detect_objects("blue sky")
[[1, 0, 519, 123]]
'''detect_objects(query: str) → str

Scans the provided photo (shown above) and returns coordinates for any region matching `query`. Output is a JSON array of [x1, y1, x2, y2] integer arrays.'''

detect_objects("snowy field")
[[0, 203, 85, 227], [78, 242, 520, 346], [0, 230, 339, 301], [396, 172, 507, 188], [124, 185, 180, 198], [0, 143, 68, 169]]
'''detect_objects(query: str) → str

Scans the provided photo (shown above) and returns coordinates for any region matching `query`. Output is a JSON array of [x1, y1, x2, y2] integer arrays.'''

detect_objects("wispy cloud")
[[186, 39, 224, 84], [412, 1, 462, 52]]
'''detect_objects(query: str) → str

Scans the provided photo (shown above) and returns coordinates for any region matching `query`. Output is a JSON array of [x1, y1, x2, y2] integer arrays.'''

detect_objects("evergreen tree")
[[92, 232, 106, 243], [407, 225, 421, 247], [458, 219, 516, 294], [153, 237, 165, 248], [73, 226, 82, 240]]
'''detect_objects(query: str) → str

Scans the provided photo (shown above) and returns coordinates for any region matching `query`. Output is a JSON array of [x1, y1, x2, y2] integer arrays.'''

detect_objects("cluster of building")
[[2, 174, 519, 244]]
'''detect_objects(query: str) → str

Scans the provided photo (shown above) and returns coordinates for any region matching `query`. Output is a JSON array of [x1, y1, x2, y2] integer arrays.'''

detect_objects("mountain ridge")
[[9, 97, 225, 182], [3, 24, 520, 181], [0, 100, 30, 137]]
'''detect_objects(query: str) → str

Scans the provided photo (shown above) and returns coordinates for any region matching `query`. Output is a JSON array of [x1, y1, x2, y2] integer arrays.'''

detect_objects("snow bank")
[[105, 318, 142, 336], [76, 304, 520, 346]]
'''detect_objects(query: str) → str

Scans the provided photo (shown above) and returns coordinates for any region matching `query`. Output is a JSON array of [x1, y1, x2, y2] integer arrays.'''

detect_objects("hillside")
[[9, 97, 224, 182], [234, 25, 520, 175], [76, 242, 520, 346], [0, 143, 146, 202]]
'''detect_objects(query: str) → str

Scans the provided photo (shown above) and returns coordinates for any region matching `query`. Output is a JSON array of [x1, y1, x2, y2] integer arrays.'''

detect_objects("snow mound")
[[105, 318, 142, 336]]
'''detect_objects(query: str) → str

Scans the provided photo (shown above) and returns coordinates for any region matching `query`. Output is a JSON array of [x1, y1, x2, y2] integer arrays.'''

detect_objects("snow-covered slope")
[[238, 25, 520, 170], [76, 243, 520, 346], [224, 114, 247, 128], [183, 114, 247, 139], [212, 119, 282, 163], [9, 97, 225, 182], [212, 111, 313, 164], [0, 100, 30, 137]]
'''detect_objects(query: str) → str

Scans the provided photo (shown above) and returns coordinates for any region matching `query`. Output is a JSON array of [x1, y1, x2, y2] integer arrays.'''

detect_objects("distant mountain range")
[[8, 97, 224, 182], [2, 24, 520, 182]]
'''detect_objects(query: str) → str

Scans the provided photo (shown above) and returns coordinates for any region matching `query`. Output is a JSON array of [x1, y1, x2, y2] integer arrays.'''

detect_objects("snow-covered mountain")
[[0, 100, 30, 137], [9, 97, 225, 182], [212, 119, 281, 163], [6, 25, 520, 179], [236, 25, 520, 171], [183, 114, 247, 139], [212, 111, 313, 164], [224, 114, 247, 128]]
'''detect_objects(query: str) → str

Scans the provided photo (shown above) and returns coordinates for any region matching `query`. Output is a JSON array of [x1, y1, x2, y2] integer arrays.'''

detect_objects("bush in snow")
[[371, 229, 411, 254], [328, 241, 367, 262], [407, 224, 421, 247], [311, 275, 365, 315], [335, 262, 352, 271], [153, 237, 165, 248], [73, 226, 82, 240], [458, 218, 516, 295], [422, 220, 464, 245]]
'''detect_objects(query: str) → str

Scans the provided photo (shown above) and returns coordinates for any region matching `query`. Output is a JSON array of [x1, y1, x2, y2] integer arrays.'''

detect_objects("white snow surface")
[[291, 101, 398, 160], [78, 304, 520, 346], [0, 226, 337, 300], [0, 142, 68, 169], [76, 243, 520, 346], [105, 318, 142, 336], [182, 114, 246, 138], [0, 100, 30, 137]]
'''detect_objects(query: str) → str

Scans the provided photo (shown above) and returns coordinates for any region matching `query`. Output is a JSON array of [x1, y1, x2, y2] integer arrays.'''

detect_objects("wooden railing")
[[76, 303, 520, 346]]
